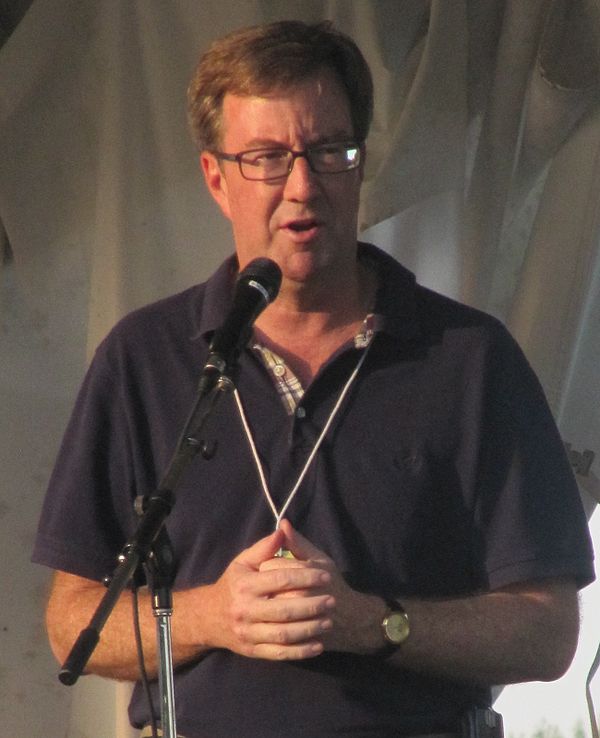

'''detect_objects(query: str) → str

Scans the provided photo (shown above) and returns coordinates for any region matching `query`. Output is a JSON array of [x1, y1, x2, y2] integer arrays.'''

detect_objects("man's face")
[[201, 69, 363, 291]]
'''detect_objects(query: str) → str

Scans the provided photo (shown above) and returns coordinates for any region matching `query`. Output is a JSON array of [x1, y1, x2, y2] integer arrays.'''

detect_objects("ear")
[[200, 151, 232, 220]]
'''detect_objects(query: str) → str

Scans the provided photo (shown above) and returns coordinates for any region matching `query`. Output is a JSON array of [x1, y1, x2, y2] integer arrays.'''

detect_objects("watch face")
[[384, 611, 410, 645]]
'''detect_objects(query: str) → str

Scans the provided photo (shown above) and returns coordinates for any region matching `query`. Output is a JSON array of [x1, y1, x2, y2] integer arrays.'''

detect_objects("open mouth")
[[286, 220, 319, 232]]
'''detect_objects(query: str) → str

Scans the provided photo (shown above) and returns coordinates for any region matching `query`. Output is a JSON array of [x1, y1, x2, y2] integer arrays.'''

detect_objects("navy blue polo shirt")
[[33, 243, 594, 737]]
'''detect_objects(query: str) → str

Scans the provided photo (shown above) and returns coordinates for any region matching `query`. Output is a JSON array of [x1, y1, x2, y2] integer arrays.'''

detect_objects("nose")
[[282, 153, 319, 201]]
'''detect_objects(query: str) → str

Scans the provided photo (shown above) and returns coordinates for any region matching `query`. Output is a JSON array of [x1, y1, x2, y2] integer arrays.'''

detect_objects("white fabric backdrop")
[[0, 1, 598, 735]]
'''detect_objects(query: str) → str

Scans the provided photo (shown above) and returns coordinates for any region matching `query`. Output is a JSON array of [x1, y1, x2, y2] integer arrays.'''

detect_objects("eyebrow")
[[241, 132, 355, 149]]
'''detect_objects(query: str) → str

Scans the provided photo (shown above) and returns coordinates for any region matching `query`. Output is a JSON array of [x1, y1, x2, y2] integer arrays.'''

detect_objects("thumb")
[[279, 519, 331, 563], [235, 527, 286, 569]]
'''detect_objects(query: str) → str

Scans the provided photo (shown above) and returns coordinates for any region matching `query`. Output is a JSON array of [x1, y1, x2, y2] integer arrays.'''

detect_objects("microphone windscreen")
[[237, 258, 282, 303]]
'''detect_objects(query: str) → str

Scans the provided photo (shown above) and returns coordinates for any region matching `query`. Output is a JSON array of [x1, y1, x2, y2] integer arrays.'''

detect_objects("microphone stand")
[[59, 370, 235, 738], [143, 525, 177, 738], [58, 256, 282, 736]]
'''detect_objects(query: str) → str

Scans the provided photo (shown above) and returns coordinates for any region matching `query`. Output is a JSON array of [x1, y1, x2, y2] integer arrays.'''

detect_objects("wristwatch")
[[378, 597, 410, 656]]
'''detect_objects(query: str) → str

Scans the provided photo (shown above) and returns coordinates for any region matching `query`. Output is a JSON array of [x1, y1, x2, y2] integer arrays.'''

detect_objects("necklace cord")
[[233, 342, 372, 531]]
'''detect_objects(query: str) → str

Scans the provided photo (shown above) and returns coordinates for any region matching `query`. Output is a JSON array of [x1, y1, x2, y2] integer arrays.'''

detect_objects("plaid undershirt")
[[252, 313, 375, 416]]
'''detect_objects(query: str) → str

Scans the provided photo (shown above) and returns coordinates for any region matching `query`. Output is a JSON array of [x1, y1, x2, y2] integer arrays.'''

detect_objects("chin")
[[281, 250, 330, 283]]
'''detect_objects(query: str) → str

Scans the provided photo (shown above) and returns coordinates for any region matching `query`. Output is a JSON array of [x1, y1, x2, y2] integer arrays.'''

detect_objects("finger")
[[231, 601, 333, 659], [249, 566, 331, 599], [279, 519, 332, 563], [251, 593, 335, 624], [259, 557, 307, 572], [245, 615, 333, 649], [248, 639, 325, 661], [234, 528, 286, 570], [258, 558, 328, 599]]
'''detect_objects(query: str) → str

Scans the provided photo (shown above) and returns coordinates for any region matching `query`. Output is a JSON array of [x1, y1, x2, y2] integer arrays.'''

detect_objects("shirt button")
[[274, 363, 286, 377], [296, 406, 306, 419]]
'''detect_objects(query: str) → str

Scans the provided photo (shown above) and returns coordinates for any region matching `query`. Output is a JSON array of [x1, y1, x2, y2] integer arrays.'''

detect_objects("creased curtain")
[[0, 1, 598, 736]]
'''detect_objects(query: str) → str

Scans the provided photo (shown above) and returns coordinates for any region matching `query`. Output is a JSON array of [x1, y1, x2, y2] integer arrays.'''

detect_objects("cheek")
[[227, 190, 277, 247], [233, 187, 277, 228], [331, 180, 361, 223]]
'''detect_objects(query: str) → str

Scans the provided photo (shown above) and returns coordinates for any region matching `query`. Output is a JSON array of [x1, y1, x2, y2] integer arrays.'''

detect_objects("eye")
[[242, 149, 288, 166], [309, 143, 359, 170], [314, 143, 345, 157]]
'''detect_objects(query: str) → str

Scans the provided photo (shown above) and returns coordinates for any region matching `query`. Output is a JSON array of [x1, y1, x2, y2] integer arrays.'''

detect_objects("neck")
[[253, 258, 376, 385], [259, 257, 372, 328]]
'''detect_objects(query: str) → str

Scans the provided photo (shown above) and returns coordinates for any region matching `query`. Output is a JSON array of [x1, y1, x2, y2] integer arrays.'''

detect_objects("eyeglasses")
[[211, 141, 361, 181]]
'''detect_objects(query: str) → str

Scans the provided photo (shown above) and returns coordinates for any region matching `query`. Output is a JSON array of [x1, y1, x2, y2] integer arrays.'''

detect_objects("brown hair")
[[187, 20, 373, 151]]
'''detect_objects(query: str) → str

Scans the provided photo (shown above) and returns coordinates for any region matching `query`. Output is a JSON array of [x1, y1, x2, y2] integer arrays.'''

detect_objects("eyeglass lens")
[[239, 143, 360, 180]]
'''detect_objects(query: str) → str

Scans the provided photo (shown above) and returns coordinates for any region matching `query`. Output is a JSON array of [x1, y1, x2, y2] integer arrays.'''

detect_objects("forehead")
[[219, 70, 354, 148]]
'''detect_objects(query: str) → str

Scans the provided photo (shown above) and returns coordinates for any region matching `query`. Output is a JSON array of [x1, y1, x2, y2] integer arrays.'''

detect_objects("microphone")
[[200, 257, 282, 389]]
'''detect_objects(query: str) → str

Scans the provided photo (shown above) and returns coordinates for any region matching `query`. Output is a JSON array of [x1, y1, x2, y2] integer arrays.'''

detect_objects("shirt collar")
[[357, 241, 421, 342], [191, 253, 239, 341], [191, 244, 421, 344]]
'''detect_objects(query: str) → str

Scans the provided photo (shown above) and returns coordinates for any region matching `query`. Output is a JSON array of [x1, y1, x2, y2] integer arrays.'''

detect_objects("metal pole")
[[155, 609, 177, 738]]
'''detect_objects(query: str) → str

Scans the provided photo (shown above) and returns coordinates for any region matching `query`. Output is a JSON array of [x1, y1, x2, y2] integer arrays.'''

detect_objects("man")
[[34, 20, 594, 738]]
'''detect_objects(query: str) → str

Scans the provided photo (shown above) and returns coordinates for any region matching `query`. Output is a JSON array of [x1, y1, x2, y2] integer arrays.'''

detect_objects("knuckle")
[[278, 604, 294, 622], [272, 646, 288, 660], [234, 578, 252, 597], [273, 627, 288, 644], [273, 569, 293, 589], [228, 602, 245, 623], [232, 621, 248, 642], [309, 600, 322, 617], [243, 642, 259, 658], [308, 624, 322, 640]]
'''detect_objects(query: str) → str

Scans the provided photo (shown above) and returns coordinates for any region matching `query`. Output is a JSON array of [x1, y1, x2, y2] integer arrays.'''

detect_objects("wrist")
[[173, 584, 217, 654], [373, 596, 410, 658]]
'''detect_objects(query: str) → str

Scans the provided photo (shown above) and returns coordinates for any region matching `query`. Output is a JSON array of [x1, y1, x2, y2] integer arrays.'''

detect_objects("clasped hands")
[[206, 519, 386, 661]]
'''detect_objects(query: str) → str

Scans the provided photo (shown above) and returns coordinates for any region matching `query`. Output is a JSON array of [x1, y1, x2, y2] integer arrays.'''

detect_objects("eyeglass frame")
[[209, 140, 363, 182]]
